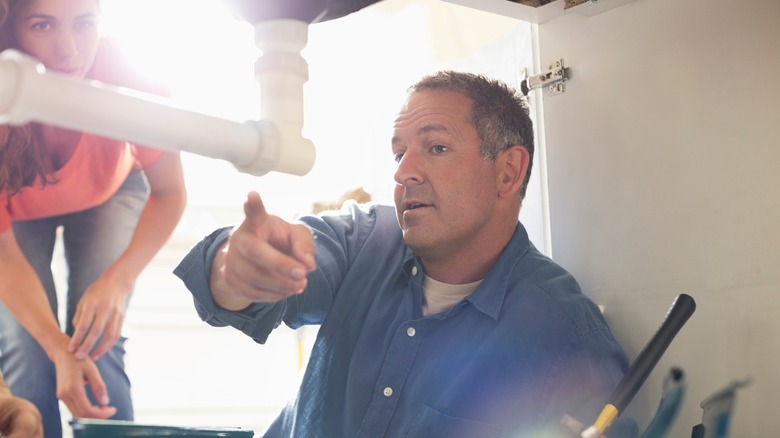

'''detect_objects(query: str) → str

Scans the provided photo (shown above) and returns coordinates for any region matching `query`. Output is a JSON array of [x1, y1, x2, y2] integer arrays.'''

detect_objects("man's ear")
[[496, 145, 529, 198]]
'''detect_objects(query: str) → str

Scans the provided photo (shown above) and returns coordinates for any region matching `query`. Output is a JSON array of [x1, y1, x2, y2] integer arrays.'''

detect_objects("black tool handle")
[[609, 293, 696, 411]]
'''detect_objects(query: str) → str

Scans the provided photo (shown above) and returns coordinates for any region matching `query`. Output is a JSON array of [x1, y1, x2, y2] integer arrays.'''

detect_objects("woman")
[[0, 0, 186, 436]]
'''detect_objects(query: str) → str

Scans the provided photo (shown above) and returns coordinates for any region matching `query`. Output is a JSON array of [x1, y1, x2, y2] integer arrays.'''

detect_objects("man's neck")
[[420, 220, 517, 284]]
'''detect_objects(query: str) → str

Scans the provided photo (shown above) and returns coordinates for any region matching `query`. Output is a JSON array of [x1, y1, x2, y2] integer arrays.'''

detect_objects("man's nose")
[[394, 150, 423, 186]]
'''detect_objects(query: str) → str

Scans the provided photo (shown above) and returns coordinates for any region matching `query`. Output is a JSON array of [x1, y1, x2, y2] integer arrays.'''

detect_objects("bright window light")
[[95, 0, 426, 222], [96, 0, 518, 225], [100, 0, 261, 121]]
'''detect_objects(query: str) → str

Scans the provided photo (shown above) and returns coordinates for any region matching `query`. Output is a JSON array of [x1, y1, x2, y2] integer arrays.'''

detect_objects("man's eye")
[[393, 152, 404, 163], [432, 145, 447, 154]]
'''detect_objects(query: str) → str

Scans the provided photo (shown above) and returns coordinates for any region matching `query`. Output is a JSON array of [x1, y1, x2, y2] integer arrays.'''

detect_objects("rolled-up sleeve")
[[173, 226, 286, 344]]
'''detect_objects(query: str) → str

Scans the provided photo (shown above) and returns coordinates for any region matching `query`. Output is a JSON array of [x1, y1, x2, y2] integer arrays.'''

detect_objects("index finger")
[[242, 191, 268, 234], [59, 381, 116, 420], [69, 307, 105, 360], [241, 191, 314, 271], [89, 316, 122, 361]]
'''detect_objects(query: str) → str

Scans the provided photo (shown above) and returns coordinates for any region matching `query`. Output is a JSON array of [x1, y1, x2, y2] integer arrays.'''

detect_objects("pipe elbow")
[[234, 119, 315, 177]]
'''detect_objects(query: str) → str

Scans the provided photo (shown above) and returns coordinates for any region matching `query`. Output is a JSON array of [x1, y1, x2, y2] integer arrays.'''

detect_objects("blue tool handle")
[[641, 367, 687, 438]]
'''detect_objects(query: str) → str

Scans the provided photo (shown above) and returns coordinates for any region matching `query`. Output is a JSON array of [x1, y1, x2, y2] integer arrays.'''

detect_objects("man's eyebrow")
[[392, 123, 453, 144], [417, 123, 452, 136]]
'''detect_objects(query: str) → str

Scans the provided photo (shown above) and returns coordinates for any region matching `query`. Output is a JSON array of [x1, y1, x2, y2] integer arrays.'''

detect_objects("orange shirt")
[[0, 139, 162, 232], [0, 37, 167, 233]]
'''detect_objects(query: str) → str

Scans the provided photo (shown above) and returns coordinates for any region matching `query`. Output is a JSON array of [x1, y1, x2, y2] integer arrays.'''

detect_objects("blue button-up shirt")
[[174, 203, 638, 438]]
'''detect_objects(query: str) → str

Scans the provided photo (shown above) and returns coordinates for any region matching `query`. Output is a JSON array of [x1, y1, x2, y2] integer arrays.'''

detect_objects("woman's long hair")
[[0, 0, 56, 196]]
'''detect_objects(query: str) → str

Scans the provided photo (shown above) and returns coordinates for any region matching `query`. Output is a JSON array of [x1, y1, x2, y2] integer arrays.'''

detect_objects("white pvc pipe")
[[0, 19, 316, 177], [253, 19, 316, 177]]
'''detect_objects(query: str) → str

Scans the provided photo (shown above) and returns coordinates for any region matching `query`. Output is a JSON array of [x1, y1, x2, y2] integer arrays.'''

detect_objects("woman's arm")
[[69, 151, 186, 360], [0, 230, 116, 419]]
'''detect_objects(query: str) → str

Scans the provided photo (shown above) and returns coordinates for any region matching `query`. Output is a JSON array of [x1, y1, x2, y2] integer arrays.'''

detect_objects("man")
[[175, 71, 637, 437], [0, 371, 43, 438]]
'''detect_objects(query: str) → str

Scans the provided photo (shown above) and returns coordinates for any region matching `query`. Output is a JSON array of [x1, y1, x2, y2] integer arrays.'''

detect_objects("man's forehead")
[[391, 122, 455, 146], [391, 92, 473, 148], [394, 89, 471, 124]]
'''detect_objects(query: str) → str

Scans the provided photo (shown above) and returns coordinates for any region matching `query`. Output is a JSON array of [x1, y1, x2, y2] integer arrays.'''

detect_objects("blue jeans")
[[0, 170, 149, 438]]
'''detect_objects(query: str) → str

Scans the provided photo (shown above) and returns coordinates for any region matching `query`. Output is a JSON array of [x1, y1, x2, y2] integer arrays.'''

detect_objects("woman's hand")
[[69, 151, 186, 361], [68, 272, 130, 361], [51, 348, 116, 420]]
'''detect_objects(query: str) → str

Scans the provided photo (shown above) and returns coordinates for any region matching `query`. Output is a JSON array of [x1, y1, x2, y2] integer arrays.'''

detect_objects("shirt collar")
[[402, 222, 532, 320], [466, 222, 531, 319]]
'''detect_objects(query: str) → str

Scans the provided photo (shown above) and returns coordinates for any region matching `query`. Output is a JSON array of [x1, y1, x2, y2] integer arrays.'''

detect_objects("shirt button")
[[411, 266, 418, 276], [383, 387, 393, 397], [407, 327, 416, 337]]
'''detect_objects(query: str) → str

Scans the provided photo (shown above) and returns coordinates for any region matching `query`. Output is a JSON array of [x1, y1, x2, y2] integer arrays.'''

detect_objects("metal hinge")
[[521, 58, 569, 96]]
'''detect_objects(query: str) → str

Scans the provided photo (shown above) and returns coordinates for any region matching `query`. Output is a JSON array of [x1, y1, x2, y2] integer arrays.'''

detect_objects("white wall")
[[536, 0, 780, 435]]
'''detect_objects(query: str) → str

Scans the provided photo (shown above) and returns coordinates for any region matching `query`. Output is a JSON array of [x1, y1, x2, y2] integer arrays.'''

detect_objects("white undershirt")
[[422, 275, 483, 316]]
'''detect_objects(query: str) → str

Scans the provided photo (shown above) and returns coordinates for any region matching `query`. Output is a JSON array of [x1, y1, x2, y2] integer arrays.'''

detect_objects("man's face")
[[392, 89, 502, 262]]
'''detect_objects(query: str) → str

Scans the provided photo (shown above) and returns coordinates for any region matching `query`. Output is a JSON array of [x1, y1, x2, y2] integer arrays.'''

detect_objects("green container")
[[70, 419, 255, 438]]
